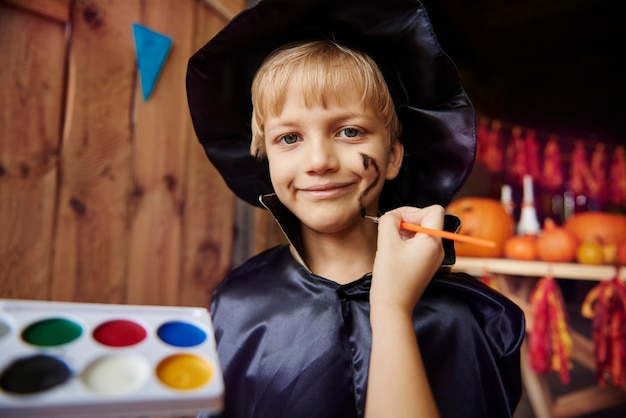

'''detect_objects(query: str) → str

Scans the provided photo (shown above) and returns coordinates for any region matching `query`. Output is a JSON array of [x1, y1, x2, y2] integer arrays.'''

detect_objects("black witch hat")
[[186, 0, 476, 212]]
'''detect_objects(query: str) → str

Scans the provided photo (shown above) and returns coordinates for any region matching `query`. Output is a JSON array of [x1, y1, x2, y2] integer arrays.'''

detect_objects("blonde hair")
[[250, 40, 401, 157]]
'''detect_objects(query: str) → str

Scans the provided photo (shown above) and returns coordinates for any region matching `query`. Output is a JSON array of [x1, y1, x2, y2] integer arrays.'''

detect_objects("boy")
[[187, 1, 524, 417]]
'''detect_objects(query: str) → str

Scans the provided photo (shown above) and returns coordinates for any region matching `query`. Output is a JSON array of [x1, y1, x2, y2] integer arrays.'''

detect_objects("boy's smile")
[[264, 85, 403, 234]]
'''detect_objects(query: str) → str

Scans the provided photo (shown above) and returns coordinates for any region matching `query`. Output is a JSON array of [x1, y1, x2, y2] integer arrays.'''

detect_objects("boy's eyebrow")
[[264, 121, 301, 137]]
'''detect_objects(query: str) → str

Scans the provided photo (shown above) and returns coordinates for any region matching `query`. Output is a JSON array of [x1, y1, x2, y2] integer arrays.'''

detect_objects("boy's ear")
[[385, 141, 404, 180]]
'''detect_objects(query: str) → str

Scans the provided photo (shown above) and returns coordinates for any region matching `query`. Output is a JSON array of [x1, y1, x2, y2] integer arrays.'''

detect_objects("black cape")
[[210, 199, 525, 418]]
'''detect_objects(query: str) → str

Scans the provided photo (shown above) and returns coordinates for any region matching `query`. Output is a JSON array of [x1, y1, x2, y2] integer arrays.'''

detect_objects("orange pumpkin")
[[446, 197, 514, 258], [536, 218, 578, 263], [504, 234, 537, 260], [563, 212, 626, 245]]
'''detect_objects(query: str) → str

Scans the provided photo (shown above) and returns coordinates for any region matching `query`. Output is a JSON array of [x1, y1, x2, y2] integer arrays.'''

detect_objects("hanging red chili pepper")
[[609, 146, 626, 208], [483, 119, 504, 174], [581, 271, 626, 389], [529, 275, 573, 384], [478, 270, 499, 291], [525, 129, 540, 181], [589, 142, 608, 211], [476, 116, 490, 167], [505, 125, 527, 186], [541, 135, 563, 194], [570, 140, 592, 198]]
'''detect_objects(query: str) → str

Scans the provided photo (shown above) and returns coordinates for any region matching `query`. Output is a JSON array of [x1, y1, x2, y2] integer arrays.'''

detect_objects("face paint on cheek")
[[358, 152, 381, 217]]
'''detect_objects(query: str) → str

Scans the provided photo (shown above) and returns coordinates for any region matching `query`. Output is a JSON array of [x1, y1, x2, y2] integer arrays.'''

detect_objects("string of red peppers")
[[475, 116, 626, 208], [478, 270, 499, 291], [529, 275, 573, 384], [581, 270, 626, 389], [475, 116, 626, 387]]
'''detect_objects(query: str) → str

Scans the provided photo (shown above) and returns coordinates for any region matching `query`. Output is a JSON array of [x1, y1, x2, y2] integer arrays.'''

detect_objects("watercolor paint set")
[[0, 298, 223, 418]]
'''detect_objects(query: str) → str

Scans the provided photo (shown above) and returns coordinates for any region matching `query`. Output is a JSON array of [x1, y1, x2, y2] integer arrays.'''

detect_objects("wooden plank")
[[552, 385, 626, 418], [177, 0, 241, 307], [254, 207, 287, 256], [2, 0, 70, 22], [520, 340, 555, 418], [178, 140, 236, 307], [125, 0, 198, 306], [570, 331, 595, 371], [453, 257, 626, 281], [199, 0, 237, 21], [51, 0, 139, 303], [0, 4, 65, 299]]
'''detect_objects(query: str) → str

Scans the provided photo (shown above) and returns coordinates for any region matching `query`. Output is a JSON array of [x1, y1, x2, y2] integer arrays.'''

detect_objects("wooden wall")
[[0, 0, 286, 308]]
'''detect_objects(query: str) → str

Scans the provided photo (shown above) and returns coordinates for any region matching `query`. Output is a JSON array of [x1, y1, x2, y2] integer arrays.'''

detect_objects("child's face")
[[264, 84, 403, 234]]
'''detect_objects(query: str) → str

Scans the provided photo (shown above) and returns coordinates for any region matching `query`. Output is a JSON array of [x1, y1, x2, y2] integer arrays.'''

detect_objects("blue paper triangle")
[[132, 23, 172, 101]]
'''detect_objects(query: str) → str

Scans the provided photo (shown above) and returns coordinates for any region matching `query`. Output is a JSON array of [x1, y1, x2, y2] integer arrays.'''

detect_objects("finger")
[[410, 205, 444, 231], [376, 210, 403, 240], [380, 205, 445, 235]]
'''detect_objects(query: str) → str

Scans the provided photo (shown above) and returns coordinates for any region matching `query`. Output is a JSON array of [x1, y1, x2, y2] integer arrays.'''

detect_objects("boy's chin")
[[297, 211, 368, 235]]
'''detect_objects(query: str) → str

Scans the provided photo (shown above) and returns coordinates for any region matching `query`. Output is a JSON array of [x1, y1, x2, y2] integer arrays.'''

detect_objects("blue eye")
[[341, 128, 361, 138], [280, 134, 299, 145]]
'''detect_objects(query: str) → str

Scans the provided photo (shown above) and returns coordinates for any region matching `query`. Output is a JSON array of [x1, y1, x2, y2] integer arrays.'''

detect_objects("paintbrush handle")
[[364, 215, 495, 248], [399, 222, 496, 248]]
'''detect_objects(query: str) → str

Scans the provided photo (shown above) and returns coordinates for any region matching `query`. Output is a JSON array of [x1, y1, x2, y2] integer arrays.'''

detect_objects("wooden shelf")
[[452, 257, 625, 281]]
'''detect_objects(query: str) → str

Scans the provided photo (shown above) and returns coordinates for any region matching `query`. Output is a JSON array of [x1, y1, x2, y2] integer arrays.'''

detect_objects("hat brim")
[[186, 0, 476, 210]]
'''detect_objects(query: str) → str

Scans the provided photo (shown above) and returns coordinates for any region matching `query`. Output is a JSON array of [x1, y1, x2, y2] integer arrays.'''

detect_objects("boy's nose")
[[306, 138, 339, 174]]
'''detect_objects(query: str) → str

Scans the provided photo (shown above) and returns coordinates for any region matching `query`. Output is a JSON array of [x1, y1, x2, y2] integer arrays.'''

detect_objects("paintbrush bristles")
[[363, 215, 380, 223]]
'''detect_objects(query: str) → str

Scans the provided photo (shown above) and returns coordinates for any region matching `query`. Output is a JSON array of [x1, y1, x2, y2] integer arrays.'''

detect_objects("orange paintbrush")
[[363, 215, 495, 248]]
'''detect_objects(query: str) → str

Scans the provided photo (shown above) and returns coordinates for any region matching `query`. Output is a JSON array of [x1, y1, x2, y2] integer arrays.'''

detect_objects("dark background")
[[421, 0, 624, 145]]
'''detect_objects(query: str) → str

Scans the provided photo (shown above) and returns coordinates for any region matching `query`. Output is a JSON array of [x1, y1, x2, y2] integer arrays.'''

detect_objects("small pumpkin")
[[446, 197, 514, 258], [504, 234, 537, 260], [536, 218, 578, 263], [563, 212, 626, 246], [576, 240, 604, 265]]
